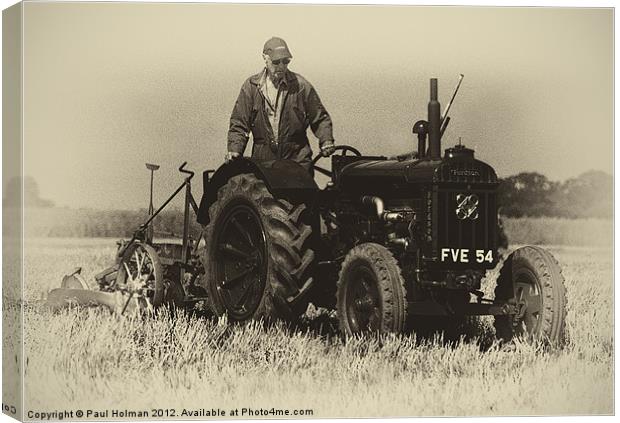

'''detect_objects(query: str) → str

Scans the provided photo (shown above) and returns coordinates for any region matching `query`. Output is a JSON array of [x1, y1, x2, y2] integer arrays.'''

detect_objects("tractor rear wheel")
[[494, 246, 567, 345], [203, 173, 314, 322], [337, 243, 407, 335]]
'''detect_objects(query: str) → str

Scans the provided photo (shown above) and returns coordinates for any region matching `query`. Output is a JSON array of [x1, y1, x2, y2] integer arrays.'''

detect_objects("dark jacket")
[[228, 70, 334, 172]]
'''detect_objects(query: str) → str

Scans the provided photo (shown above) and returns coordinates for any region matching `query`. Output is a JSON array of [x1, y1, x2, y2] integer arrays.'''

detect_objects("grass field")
[[4, 235, 611, 418]]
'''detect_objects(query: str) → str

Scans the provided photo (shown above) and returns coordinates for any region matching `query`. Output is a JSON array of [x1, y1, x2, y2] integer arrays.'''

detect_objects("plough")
[[45, 162, 212, 315]]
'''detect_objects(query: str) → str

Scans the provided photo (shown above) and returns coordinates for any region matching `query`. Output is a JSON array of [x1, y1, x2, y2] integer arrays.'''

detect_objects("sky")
[[8, 3, 615, 209]]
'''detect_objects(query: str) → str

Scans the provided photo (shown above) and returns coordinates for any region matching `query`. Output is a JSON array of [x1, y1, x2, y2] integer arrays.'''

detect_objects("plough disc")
[[61, 267, 88, 290], [45, 288, 124, 313]]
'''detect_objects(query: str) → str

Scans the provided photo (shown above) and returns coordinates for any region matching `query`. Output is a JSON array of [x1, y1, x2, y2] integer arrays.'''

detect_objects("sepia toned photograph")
[[2, 1, 613, 420]]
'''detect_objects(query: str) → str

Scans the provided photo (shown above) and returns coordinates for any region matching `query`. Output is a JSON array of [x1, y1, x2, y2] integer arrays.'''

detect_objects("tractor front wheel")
[[336, 243, 407, 335], [494, 246, 567, 345]]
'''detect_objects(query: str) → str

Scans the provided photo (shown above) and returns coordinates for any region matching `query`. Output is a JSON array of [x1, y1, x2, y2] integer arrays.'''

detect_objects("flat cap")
[[263, 37, 292, 61]]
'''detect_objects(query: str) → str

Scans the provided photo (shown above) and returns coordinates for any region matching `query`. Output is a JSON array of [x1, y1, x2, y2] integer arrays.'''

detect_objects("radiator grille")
[[431, 187, 498, 268]]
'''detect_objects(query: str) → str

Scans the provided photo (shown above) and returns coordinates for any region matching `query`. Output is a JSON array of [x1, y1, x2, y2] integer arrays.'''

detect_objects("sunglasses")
[[271, 58, 291, 65]]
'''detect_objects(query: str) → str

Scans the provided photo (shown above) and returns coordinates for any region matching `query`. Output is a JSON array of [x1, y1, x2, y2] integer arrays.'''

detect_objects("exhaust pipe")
[[361, 196, 407, 222], [428, 79, 441, 160]]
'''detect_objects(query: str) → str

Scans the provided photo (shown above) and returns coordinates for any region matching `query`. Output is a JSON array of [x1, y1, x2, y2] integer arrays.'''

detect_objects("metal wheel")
[[115, 242, 163, 312], [213, 202, 267, 321]]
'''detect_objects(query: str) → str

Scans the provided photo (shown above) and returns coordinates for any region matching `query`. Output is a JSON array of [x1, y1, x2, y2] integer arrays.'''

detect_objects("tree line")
[[4, 171, 613, 219], [498, 170, 612, 218]]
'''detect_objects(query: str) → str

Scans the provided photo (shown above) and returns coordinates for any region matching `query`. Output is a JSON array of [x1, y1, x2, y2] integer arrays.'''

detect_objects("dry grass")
[[5, 238, 613, 417]]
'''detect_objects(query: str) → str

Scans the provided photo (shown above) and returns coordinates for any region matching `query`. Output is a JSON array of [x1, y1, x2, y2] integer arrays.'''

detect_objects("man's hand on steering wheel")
[[320, 143, 336, 157], [312, 144, 362, 178]]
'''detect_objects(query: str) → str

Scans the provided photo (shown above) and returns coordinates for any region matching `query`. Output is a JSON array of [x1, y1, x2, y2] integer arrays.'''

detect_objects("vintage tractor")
[[48, 76, 566, 345], [195, 76, 566, 344]]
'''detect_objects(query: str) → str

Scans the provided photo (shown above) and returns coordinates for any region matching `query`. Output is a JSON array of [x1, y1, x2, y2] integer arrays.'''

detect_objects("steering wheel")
[[312, 145, 362, 166], [312, 145, 362, 177]]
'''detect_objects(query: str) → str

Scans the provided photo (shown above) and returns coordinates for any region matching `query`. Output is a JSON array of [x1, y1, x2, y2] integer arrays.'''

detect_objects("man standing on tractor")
[[225, 37, 336, 174]]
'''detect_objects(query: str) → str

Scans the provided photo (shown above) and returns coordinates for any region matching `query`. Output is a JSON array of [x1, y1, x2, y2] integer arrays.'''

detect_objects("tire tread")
[[494, 246, 567, 345], [337, 243, 407, 335], [202, 173, 314, 321]]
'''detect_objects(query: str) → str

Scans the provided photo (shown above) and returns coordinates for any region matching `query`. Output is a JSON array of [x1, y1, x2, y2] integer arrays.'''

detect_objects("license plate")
[[440, 248, 494, 264]]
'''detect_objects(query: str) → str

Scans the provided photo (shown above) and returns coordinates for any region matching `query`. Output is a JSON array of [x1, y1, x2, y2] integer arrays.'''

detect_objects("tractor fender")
[[196, 158, 318, 225]]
